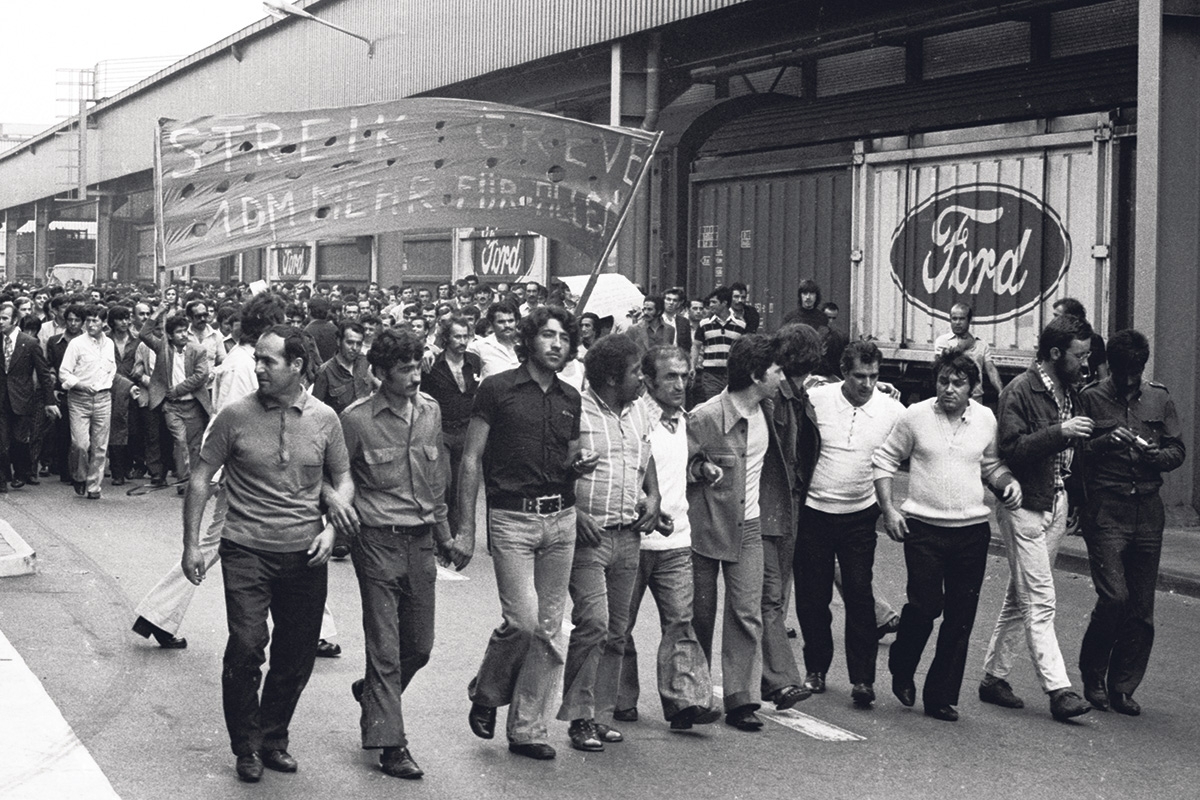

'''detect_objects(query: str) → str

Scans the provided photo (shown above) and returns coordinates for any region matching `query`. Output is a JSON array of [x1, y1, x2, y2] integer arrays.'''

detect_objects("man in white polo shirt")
[[795, 340, 904, 708]]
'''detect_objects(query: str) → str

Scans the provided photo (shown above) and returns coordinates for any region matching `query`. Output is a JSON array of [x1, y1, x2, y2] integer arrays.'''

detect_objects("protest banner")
[[155, 98, 660, 275]]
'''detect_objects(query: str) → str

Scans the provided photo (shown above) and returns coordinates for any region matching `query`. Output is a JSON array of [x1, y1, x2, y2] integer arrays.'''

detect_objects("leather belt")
[[490, 493, 575, 515], [361, 523, 432, 536]]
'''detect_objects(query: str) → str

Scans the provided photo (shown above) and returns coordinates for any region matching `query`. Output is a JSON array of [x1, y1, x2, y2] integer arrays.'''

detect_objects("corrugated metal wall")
[[0, 0, 750, 209], [690, 167, 853, 330]]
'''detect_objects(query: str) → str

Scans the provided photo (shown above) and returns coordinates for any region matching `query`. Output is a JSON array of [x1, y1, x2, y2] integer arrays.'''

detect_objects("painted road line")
[[712, 687, 864, 742], [759, 707, 866, 742], [0, 629, 121, 800], [437, 564, 469, 581]]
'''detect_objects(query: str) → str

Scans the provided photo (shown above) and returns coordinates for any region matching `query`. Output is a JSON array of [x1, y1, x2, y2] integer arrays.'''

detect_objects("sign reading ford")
[[888, 183, 1071, 324]]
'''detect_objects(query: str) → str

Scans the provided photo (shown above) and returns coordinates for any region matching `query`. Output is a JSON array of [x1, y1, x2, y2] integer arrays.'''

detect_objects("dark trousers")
[[144, 406, 175, 480], [443, 425, 467, 534], [0, 402, 35, 483], [794, 505, 880, 685], [351, 525, 436, 750], [888, 519, 990, 708], [1079, 490, 1164, 695], [219, 539, 327, 757], [762, 533, 802, 695]]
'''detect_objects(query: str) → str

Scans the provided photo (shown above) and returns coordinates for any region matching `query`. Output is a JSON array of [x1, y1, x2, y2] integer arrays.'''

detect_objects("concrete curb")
[[988, 537, 1200, 601], [0, 518, 37, 577]]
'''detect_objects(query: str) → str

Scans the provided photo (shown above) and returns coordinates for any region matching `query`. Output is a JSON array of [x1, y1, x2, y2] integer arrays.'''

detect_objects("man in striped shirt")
[[690, 286, 746, 404], [559, 334, 661, 753]]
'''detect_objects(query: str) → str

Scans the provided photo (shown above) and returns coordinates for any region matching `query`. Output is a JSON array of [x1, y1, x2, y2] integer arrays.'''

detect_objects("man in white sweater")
[[873, 352, 1021, 722]]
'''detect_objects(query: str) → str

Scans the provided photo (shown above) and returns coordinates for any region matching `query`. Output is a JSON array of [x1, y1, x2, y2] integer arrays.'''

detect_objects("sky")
[[0, 0, 270, 126]]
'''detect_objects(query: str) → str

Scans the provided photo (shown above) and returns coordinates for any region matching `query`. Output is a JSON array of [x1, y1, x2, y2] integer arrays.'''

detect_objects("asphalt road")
[[2, 479, 1199, 800]]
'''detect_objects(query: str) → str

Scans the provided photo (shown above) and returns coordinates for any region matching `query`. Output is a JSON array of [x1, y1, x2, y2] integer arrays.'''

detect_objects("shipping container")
[[857, 120, 1113, 371]]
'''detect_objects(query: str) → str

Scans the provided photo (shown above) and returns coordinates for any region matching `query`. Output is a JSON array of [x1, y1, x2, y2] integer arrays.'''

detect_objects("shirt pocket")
[[362, 447, 402, 487], [296, 459, 324, 492], [422, 445, 447, 498]]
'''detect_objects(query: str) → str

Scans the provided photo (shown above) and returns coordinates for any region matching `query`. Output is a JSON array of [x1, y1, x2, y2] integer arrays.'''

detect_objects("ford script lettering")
[[889, 184, 1071, 324]]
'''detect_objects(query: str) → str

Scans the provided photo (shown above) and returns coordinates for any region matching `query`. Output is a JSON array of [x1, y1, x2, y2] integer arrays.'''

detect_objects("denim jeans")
[[693, 517, 764, 712], [352, 525, 436, 749], [616, 546, 714, 720], [219, 539, 327, 757], [795, 505, 881, 685], [889, 520, 990, 708], [982, 489, 1070, 692], [67, 388, 111, 493], [558, 526, 641, 722], [469, 507, 576, 745], [1079, 490, 1164, 695]]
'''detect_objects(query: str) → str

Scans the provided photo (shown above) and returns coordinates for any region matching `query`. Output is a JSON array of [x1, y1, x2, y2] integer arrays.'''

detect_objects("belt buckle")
[[533, 494, 562, 515]]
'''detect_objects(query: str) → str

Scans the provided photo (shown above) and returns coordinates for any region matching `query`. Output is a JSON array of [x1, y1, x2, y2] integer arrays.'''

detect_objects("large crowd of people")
[[1, 272, 1181, 783]]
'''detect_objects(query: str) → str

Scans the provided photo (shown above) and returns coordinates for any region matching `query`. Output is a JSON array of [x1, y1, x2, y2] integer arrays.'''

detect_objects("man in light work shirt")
[[558, 334, 661, 752], [58, 303, 117, 499], [691, 286, 746, 404], [340, 328, 461, 779], [934, 302, 1003, 400], [468, 300, 521, 379], [614, 345, 720, 730], [181, 325, 356, 783]]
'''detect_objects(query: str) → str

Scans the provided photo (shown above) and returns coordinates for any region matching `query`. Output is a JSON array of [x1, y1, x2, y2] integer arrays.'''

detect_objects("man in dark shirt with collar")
[[340, 328, 460, 779], [312, 320, 375, 417], [1077, 329, 1185, 716], [181, 325, 355, 783], [421, 315, 480, 536], [457, 305, 597, 761]]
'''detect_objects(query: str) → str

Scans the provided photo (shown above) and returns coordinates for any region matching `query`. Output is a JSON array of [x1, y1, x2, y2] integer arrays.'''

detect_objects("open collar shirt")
[[576, 387, 653, 528]]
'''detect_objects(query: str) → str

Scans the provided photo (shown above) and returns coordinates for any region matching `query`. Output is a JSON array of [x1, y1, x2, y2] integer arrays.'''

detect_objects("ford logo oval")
[[888, 183, 1071, 324]]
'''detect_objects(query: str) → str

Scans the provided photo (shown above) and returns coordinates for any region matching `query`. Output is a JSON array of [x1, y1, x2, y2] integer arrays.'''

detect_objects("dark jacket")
[[420, 350, 481, 428], [996, 366, 1080, 512], [1, 331, 55, 415], [139, 323, 213, 415]]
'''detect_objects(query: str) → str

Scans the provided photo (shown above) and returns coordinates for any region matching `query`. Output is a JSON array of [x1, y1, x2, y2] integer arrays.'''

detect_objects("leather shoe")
[[10, 479, 25, 489], [768, 684, 811, 711], [892, 675, 916, 707], [315, 639, 341, 658], [468, 702, 496, 739], [802, 671, 826, 694], [591, 721, 622, 743], [73, 481, 86, 496], [87, 491, 101, 500], [331, 544, 351, 559], [111, 476, 126, 487], [380, 747, 423, 779], [1049, 689, 1091, 721], [925, 704, 960, 722], [351, 678, 364, 704], [669, 705, 700, 731], [508, 742, 556, 760], [150, 476, 167, 487], [851, 682, 876, 708], [612, 707, 639, 722], [979, 676, 1024, 709], [1109, 692, 1141, 716], [568, 719, 603, 752], [1083, 678, 1110, 711], [236, 752, 263, 782], [725, 705, 764, 732], [260, 748, 297, 772], [132, 616, 188, 649]]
